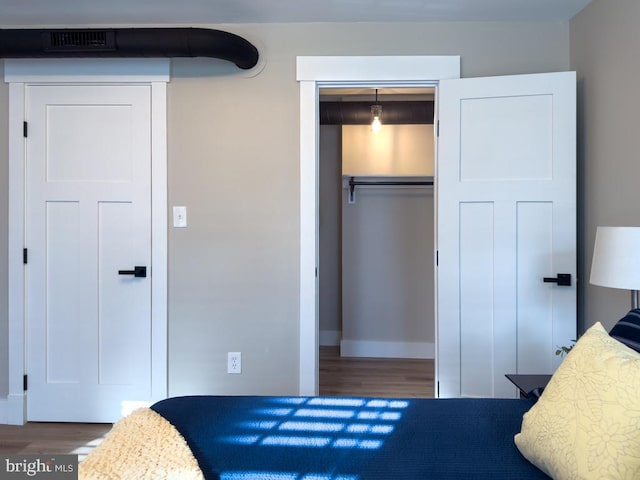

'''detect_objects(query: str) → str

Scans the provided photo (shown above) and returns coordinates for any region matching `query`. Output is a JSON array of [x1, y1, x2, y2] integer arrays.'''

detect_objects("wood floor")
[[0, 348, 434, 457], [0, 422, 111, 460], [319, 346, 434, 398]]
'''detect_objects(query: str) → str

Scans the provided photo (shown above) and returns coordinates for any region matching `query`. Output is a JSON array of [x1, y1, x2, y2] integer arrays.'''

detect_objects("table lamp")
[[590, 226, 640, 309]]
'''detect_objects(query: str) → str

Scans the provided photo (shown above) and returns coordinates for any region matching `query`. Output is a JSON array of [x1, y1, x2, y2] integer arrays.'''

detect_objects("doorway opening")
[[318, 86, 436, 398], [296, 55, 461, 397]]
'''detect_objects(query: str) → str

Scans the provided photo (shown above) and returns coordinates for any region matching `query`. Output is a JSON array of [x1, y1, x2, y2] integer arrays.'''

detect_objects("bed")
[[79, 319, 640, 479], [80, 395, 548, 480], [155, 395, 548, 480]]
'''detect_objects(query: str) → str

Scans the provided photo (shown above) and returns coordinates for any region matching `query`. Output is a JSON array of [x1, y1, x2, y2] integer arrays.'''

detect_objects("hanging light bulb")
[[371, 105, 382, 133], [371, 89, 382, 133]]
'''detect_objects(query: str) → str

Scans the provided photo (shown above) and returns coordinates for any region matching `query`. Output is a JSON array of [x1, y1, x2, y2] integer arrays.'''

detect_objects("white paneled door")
[[437, 72, 576, 398], [26, 85, 153, 422]]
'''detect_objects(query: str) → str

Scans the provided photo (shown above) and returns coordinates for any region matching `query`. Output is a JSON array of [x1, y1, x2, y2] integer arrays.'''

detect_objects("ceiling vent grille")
[[45, 30, 116, 52]]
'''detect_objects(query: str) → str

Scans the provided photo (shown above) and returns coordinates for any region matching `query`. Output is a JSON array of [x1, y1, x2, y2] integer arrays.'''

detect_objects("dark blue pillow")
[[610, 309, 640, 353]]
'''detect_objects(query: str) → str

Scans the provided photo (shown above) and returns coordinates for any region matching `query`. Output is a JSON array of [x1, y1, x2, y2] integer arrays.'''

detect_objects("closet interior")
[[318, 87, 436, 397]]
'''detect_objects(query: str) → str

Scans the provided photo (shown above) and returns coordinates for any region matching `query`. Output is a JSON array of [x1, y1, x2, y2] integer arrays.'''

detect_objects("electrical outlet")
[[228, 352, 242, 374]]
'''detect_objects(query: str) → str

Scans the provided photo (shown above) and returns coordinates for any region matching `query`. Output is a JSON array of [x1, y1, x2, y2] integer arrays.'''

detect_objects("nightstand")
[[505, 374, 552, 399]]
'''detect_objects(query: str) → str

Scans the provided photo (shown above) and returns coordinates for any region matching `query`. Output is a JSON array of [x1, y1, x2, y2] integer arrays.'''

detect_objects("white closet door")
[[26, 84, 153, 422], [437, 72, 576, 398]]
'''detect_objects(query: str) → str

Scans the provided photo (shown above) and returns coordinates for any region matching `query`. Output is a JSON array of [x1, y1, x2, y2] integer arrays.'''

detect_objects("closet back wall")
[[342, 186, 434, 358]]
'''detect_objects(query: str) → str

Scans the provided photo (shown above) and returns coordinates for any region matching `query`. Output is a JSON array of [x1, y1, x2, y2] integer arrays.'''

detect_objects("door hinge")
[[437, 381, 439, 397], [23, 248, 28, 265], [436, 250, 439, 266], [23, 375, 27, 391], [23, 121, 28, 138], [315, 267, 318, 278], [436, 120, 440, 137]]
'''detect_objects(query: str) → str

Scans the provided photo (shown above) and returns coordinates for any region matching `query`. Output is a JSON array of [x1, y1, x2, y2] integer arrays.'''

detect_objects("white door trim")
[[296, 56, 460, 395], [5, 58, 169, 424]]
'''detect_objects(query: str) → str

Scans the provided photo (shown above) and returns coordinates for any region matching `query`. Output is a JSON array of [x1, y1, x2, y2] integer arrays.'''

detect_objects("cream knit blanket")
[[79, 408, 205, 480]]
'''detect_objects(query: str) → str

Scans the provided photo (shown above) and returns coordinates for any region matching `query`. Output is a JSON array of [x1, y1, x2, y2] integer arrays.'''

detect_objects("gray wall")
[[571, 0, 640, 333], [169, 21, 570, 396], [342, 186, 434, 354], [0, 21, 571, 399], [319, 125, 342, 343]]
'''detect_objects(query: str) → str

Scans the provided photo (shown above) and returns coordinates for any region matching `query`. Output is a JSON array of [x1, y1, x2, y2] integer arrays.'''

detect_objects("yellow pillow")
[[515, 322, 640, 479]]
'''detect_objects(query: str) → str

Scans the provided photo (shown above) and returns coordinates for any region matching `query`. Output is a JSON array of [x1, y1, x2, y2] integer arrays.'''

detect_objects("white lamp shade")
[[590, 226, 640, 290]]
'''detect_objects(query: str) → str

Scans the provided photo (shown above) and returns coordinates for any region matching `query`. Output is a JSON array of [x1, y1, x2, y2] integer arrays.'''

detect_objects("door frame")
[[5, 59, 169, 424], [296, 56, 460, 395]]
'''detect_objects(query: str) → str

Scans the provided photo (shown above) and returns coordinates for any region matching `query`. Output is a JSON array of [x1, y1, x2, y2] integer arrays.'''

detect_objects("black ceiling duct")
[[319, 101, 434, 125], [0, 28, 259, 70]]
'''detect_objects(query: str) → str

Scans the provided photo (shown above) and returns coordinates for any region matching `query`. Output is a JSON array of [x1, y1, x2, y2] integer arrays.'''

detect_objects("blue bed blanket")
[[151, 395, 549, 480]]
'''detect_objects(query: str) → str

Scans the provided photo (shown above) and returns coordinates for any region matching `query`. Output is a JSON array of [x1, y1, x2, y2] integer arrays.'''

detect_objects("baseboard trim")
[[319, 330, 341, 346], [340, 340, 435, 359]]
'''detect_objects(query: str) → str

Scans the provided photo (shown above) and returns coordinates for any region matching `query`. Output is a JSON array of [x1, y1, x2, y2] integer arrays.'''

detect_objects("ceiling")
[[0, 0, 593, 26]]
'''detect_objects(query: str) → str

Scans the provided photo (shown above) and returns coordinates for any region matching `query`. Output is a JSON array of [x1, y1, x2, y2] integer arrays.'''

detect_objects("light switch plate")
[[173, 206, 187, 227]]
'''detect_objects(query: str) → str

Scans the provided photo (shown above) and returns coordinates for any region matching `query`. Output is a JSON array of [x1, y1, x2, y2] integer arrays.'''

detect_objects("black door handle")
[[543, 273, 571, 286], [118, 266, 147, 278]]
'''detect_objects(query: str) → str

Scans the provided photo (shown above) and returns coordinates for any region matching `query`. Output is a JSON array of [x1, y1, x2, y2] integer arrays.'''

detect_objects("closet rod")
[[348, 177, 433, 203]]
